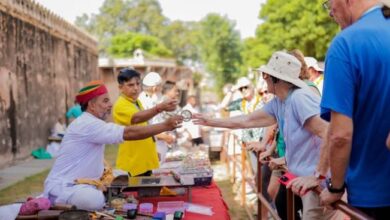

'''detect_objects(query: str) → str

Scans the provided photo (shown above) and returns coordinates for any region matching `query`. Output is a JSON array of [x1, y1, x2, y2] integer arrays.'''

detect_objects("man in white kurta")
[[44, 112, 124, 210], [43, 80, 182, 211]]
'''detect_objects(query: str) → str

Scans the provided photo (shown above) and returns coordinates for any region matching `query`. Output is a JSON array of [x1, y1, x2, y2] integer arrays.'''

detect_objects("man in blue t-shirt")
[[320, 0, 390, 218]]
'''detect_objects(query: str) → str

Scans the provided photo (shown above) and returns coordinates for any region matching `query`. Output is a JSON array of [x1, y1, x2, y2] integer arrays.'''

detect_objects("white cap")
[[304, 57, 323, 72], [235, 77, 251, 89], [143, 72, 162, 87]]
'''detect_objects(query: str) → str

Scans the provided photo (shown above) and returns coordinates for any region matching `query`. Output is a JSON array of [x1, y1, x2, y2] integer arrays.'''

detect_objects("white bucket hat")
[[258, 51, 308, 89], [304, 57, 324, 72], [143, 72, 162, 87]]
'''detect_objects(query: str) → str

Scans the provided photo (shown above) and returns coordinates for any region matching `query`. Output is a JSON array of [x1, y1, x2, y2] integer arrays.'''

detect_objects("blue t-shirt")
[[66, 104, 82, 119], [321, 7, 390, 207], [264, 88, 322, 177]]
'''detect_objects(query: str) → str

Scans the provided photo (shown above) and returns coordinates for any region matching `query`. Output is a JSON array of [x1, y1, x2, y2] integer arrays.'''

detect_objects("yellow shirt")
[[113, 95, 159, 176]]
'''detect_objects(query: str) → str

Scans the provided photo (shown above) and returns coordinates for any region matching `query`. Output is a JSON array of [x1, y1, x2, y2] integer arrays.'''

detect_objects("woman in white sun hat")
[[193, 51, 342, 219]]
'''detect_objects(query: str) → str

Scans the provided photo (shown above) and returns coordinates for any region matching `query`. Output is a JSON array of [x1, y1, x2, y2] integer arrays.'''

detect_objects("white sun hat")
[[304, 57, 324, 72], [143, 72, 162, 87], [258, 51, 308, 89]]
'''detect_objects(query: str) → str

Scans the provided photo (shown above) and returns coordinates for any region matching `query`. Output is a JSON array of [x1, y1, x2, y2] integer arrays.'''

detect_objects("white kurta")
[[44, 112, 124, 205]]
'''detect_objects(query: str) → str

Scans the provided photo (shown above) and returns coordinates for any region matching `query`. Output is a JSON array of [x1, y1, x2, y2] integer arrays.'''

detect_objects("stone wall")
[[0, 0, 98, 167]]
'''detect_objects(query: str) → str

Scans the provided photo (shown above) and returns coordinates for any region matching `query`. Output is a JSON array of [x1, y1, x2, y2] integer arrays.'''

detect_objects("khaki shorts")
[[301, 191, 344, 220]]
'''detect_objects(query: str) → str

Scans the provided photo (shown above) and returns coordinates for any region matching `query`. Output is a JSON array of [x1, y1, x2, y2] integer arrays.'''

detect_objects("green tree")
[[75, 0, 167, 54], [240, 37, 272, 72], [161, 20, 201, 64], [256, 0, 339, 59], [108, 32, 173, 58], [198, 14, 242, 91]]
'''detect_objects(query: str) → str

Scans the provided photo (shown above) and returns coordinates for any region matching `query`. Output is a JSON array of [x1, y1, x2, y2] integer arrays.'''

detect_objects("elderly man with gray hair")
[[193, 51, 341, 219]]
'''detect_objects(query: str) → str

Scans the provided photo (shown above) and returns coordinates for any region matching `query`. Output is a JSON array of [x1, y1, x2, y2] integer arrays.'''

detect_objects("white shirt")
[[51, 122, 66, 137], [182, 104, 201, 139], [139, 91, 160, 110], [44, 112, 124, 202]]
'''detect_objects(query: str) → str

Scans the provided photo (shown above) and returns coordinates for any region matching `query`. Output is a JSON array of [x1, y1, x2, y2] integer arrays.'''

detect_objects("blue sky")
[[34, 0, 265, 38]]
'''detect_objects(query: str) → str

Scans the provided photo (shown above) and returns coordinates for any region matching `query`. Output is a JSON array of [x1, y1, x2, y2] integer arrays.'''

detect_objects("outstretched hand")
[[159, 98, 179, 112], [165, 115, 184, 130], [192, 113, 210, 126]]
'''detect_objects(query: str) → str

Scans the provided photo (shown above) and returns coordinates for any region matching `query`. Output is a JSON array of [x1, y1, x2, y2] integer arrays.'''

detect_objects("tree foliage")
[[241, 37, 272, 72], [160, 20, 201, 64], [108, 32, 173, 58], [198, 14, 243, 90], [256, 0, 339, 59], [75, 0, 167, 55]]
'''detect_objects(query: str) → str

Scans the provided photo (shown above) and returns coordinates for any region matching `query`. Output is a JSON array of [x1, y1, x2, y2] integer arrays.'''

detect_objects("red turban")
[[76, 80, 108, 104]]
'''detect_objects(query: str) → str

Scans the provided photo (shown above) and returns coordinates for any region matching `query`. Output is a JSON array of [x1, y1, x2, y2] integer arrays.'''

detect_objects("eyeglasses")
[[239, 86, 249, 92], [322, 0, 331, 10], [259, 90, 268, 96]]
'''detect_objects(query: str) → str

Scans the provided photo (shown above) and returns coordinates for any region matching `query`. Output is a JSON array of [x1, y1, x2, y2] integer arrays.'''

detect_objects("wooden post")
[[232, 134, 236, 183], [241, 142, 246, 206], [257, 151, 262, 220], [224, 131, 230, 177], [287, 188, 295, 220]]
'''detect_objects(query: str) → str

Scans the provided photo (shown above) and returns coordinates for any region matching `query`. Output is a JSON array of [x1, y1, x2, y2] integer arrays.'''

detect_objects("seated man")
[[43, 80, 182, 211]]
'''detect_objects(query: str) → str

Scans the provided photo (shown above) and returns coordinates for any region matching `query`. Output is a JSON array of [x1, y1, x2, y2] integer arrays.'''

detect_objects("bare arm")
[[304, 115, 329, 175], [219, 91, 235, 110], [193, 109, 276, 129], [123, 115, 182, 140], [131, 99, 178, 124], [327, 111, 353, 188]]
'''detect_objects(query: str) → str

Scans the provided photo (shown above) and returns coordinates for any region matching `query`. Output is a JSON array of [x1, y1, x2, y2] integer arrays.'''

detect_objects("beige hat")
[[382, 0, 390, 7], [304, 57, 323, 72], [143, 72, 162, 87], [258, 51, 308, 89]]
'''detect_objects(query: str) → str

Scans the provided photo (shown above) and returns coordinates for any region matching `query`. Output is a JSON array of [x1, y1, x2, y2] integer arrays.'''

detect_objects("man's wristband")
[[155, 105, 162, 113], [326, 178, 346, 194]]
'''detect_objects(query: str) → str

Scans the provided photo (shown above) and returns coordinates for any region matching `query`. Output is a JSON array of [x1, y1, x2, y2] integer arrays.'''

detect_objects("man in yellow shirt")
[[113, 68, 177, 176]]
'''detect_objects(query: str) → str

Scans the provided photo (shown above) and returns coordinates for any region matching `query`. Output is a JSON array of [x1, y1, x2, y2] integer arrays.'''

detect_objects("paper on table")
[[184, 202, 213, 216]]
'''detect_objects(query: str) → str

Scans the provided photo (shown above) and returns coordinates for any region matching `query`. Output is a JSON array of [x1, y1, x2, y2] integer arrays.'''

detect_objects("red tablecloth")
[[138, 181, 230, 220], [185, 181, 230, 220]]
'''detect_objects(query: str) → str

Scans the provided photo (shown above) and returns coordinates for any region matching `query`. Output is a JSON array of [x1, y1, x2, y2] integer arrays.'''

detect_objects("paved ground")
[[0, 158, 54, 190]]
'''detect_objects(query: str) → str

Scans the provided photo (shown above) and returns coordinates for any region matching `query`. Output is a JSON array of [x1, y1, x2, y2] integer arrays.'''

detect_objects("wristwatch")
[[326, 178, 346, 194], [314, 171, 326, 180]]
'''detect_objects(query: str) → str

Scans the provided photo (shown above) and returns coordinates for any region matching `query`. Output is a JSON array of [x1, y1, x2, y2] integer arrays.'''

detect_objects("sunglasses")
[[259, 90, 268, 96], [239, 86, 249, 92]]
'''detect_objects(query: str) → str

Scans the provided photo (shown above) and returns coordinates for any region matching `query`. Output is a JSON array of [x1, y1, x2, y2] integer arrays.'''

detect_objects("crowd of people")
[[194, 0, 390, 219], [7, 0, 389, 219]]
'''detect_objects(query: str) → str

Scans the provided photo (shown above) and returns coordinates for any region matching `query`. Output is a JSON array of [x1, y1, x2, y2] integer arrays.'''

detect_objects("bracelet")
[[314, 171, 326, 180], [155, 105, 162, 113]]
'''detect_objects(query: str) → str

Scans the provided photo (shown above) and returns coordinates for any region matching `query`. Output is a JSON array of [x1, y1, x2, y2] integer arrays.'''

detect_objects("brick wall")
[[0, 0, 98, 167]]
